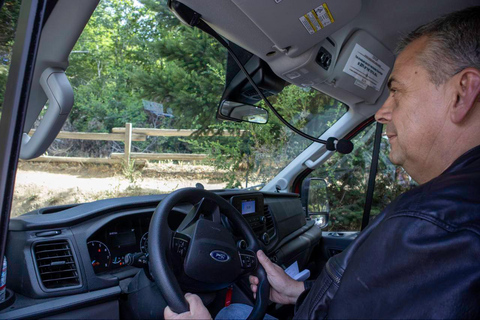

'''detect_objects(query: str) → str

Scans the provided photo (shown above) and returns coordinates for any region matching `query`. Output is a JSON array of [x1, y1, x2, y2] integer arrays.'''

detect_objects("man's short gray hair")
[[397, 6, 480, 86]]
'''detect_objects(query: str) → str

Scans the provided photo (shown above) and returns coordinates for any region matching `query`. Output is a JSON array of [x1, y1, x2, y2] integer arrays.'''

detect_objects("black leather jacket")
[[294, 145, 480, 319]]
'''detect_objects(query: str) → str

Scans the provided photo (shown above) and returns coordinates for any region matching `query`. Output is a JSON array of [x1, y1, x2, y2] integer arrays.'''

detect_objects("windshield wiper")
[[245, 183, 265, 191]]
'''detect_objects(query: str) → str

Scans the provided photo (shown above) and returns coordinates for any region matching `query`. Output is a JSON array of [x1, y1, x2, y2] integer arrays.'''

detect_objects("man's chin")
[[388, 153, 403, 166]]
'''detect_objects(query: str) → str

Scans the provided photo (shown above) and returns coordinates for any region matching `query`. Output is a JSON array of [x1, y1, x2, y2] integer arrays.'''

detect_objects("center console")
[[230, 194, 270, 244]]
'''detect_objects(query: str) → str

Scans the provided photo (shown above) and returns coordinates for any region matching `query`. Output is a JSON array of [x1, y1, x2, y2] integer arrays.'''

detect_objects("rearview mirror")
[[301, 178, 330, 228], [217, 100, 268, 124]]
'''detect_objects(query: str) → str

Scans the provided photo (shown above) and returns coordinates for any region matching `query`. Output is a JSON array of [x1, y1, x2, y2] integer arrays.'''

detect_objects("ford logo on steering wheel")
[[210, 250, 230, 262]]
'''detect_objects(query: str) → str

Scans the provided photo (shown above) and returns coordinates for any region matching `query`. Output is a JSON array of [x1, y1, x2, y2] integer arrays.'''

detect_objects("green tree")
[[0, 0, 21, 114], [132, 21, 227, 129], [61, 0, 349, 187], [67, 0, 156, 133]]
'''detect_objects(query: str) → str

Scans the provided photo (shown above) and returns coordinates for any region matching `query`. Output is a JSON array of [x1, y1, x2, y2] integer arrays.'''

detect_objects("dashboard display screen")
[[241, 200, 256, 215], [231, 194, 263, 217], [109, 229, 136, 247]]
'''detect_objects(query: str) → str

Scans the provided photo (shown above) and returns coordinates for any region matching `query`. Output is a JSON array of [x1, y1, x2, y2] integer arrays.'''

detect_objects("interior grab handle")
[[20, 68, 74, 159]]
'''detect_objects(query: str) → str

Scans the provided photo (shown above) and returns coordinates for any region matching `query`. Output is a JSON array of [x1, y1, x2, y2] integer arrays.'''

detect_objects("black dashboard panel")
[[8, 195, 169, 231], [264, 196, 306, 242], [6, 190, 314, 302]]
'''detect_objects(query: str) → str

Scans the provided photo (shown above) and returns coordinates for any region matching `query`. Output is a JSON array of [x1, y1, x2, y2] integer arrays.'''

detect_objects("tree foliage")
[[310, 124, 414, 231], [0, 0, 21, 114], [61, 0, 348, 186]]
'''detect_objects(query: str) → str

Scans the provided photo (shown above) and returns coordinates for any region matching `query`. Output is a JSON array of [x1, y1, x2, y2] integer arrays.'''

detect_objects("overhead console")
[[231, 0, 362, 57], [223, 1, 393, 104], [270, 30, 395, 104], [178, 0, 392, 105]]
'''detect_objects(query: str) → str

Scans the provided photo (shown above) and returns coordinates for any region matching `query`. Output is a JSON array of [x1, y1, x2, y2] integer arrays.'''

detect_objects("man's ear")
[[450, 68, 480, 124]]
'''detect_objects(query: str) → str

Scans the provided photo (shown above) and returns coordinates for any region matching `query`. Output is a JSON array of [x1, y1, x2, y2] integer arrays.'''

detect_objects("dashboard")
[[4, 189, 322, 319], [85, 193, 272, 275]]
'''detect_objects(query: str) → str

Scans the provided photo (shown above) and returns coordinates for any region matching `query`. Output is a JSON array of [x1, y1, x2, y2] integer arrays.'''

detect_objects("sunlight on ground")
[[11, 162, 229, 217]]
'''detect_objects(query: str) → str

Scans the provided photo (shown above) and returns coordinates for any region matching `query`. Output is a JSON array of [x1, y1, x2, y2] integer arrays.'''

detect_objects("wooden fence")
[[24, 123, 242, 164]]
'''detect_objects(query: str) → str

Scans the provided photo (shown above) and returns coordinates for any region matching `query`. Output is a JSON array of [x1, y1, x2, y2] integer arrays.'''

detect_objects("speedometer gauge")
[[140, 232, 149, 254], [87, 240, 111, 273]]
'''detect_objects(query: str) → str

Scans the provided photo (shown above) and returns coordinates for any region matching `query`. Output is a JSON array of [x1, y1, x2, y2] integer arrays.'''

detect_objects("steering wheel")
[[148, 188, 270, 320]]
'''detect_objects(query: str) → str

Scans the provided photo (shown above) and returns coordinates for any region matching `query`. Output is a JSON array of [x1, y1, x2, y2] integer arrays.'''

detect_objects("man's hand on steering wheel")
[[249, 250, 305, 305], [164, 249, 306, 320], [164, 293, 212, 320]]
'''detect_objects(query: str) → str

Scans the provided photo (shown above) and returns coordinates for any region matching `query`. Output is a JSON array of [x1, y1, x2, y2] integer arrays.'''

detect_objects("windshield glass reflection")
[[11, 0, 347, 217]]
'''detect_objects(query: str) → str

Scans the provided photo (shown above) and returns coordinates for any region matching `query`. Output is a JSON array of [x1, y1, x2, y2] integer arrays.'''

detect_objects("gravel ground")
[[11, 162, 229, 217]]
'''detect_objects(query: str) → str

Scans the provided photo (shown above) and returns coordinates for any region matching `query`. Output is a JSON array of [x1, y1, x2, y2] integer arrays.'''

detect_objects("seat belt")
[[361, 122, 383, 230]]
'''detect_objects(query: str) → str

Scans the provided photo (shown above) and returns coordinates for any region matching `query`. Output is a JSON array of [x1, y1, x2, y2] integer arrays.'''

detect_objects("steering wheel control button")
[[210, 250, 230, 262], [173, 237, 189, 258], [239, 253, 256, 269]]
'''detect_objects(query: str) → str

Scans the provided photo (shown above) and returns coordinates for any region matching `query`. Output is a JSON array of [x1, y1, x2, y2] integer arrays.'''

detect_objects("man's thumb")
[[257, 250, 275, 273], [164, 306, 177, 319]]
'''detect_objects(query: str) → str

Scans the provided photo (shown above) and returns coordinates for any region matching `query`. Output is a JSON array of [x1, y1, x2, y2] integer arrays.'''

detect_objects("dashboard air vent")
[[33, 240, 80, 289], [264, 205, 275, 237]]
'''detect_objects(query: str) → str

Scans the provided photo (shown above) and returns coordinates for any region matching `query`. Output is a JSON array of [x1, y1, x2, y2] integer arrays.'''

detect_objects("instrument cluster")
[[86, 213, 151, 274]]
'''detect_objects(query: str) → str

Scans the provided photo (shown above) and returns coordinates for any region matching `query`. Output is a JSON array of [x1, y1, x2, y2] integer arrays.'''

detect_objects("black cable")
[[176, 8, 354, 154], [193, 17, 330, 144], [361, 122, 383, 230]]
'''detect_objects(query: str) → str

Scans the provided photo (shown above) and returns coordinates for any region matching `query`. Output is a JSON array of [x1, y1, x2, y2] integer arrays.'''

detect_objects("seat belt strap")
[[361, 122, 383, 230]]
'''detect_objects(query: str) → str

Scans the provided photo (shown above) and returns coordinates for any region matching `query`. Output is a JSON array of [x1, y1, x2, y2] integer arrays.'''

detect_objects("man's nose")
[[375, 96, 393, 124]]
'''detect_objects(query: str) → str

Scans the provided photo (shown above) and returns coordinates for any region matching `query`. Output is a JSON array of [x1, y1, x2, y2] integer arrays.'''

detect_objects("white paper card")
[[285, 261, 300, 279], [293, 269, 311, 282], [343, 44, 390, 91]]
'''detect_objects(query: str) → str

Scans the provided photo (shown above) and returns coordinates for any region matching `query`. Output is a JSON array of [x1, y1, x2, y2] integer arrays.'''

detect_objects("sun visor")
[[333, 30, 395, 104], [231, 0, 362, 57]]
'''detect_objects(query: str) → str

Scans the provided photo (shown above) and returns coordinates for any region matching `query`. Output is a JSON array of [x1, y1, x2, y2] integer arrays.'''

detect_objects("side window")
[[308, 122, 414, 231]]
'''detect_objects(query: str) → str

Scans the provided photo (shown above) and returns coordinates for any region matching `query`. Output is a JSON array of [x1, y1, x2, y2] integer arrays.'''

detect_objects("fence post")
[[125, 123, 132, 165]]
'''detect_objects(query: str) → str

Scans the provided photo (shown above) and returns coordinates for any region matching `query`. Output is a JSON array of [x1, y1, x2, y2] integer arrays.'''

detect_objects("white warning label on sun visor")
[[342, 44, 390, 91], [299, 3, 334, 35], [299, 16, 315, 34], [314, 4, 334, 28]]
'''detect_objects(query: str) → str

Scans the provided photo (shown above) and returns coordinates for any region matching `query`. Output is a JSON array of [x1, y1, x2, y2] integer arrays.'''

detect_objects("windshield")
[[11, 0, 346, 217]]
